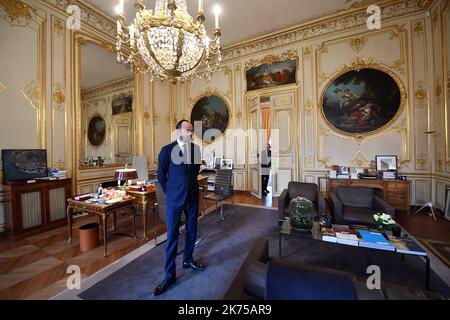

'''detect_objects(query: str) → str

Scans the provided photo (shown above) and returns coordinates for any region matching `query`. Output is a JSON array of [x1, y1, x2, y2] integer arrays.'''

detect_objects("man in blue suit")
[[154, 120, 206, 296]]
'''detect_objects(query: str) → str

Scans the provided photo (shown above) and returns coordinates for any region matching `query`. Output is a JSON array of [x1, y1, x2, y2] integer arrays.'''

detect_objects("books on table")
[[321, 227, 337, 243], [388, 236, 427, 256], [358, 230, 395, 251], [334, 226, 359, 246]]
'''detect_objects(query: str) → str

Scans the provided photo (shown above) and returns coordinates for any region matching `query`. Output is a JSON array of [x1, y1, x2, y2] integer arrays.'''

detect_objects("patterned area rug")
[[420, 239, 450, 269]]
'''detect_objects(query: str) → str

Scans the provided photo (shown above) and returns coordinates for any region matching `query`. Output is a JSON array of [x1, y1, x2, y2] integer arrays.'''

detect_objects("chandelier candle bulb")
[[198, 0, 203, 12], [213, 5, 221, 29], [115, 0, 124, 16]]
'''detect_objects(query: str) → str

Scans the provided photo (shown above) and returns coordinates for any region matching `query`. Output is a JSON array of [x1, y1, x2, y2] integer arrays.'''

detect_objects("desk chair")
[[154, 181, 202, 248], [203, 169, 234, 221]]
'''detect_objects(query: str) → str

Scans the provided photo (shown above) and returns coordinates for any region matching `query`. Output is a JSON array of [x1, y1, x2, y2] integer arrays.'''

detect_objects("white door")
[[248, 96, 262, 199], [271, 92, 296, 196]]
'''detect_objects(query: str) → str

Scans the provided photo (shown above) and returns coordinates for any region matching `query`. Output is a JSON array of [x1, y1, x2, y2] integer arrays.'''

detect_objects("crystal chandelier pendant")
[[115, 0, 222, 83]]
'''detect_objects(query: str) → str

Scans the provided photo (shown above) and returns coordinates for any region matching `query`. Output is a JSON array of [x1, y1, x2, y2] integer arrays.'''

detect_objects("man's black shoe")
[[153, 277, 176, 296], [183, 260, 206, 271]]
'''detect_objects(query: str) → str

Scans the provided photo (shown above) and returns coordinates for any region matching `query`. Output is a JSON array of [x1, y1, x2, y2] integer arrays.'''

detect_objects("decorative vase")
[[289, 196, 314, 230]]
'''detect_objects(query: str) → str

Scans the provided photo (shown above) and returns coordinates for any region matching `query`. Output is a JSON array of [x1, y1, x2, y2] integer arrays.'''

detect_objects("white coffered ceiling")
[[85, 0, 364, 47]]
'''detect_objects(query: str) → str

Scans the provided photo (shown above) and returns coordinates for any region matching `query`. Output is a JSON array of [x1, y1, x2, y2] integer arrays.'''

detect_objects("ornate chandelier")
[[115, 0, 222, 83]]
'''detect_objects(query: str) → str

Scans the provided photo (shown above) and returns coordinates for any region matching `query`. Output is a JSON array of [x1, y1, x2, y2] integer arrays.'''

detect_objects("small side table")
[[66, 197, 137, 257]]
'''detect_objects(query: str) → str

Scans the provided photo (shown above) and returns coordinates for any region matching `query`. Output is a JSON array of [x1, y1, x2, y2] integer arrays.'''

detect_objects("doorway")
[[247, 89, 297, 200]]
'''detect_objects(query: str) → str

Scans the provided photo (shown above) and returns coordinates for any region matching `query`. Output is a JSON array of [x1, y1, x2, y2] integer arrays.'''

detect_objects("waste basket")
[[79, 223, 99, 252]]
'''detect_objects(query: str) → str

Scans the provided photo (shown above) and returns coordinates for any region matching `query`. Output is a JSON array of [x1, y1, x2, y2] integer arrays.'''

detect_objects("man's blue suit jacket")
[[157, 141, 201, 208]]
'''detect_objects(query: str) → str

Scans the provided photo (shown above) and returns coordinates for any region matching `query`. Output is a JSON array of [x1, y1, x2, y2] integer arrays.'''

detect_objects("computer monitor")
[[2, 149, 48, 182]]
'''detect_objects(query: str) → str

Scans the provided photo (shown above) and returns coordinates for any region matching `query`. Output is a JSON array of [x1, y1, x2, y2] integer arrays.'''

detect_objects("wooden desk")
[[126, 175, 209, 240], [66, 197, 136, 257], [328, 178, 411, 214], [126, 189, 156, 240]]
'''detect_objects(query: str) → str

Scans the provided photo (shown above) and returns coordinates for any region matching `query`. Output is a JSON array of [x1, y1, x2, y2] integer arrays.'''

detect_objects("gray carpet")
[[79, 205, 450, 300]]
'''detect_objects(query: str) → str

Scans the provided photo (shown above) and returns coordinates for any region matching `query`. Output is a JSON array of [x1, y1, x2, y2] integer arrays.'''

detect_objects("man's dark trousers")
[[164, 193, 198, 280]]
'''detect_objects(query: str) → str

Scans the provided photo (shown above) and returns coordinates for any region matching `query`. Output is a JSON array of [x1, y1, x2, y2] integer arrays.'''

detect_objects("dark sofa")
[[223, 238, 448, 300]]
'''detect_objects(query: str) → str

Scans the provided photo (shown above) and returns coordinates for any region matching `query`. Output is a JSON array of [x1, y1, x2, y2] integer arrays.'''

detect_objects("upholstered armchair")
[[330, 186, 395, 225], [278, 182, 326, 223]]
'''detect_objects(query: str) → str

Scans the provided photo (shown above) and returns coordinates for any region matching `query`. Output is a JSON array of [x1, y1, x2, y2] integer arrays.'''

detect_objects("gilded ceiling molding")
[[81, 76, 135, 100], [40, 0, 115, 38], [0, 0, 34, 27], [222, 0, 421, 61], [416, 0, 433, 9], [348, 36, 367, 53]]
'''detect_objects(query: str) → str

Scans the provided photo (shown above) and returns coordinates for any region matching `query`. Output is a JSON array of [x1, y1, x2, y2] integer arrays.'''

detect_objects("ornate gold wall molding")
[[0, 0, 34, 27], [0, 82, 5, 93], [244, 50, 298, 71], [413, 20, 425, 36], [414, 81, 427, 109], [391, 59, 407, 75], [348, 151, 371, 168], [21, 79, 41, 110], [52, 16, 64, 35], [348, 36, 367, 53], [52, 82, 66, 111]]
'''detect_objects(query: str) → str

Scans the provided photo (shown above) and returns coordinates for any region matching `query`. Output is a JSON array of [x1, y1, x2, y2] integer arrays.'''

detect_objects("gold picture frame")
[[320, 62, 406, 138]]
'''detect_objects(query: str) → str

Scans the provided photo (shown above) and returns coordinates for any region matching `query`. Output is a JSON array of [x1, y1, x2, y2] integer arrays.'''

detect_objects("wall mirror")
[[77, 38, 135, 169]]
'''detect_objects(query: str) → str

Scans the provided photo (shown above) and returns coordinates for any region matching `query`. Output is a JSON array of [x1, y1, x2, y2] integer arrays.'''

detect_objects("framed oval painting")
[[321, 68, 403, 135], [190, 95, 230, 144], [88, 115, 106, 146]]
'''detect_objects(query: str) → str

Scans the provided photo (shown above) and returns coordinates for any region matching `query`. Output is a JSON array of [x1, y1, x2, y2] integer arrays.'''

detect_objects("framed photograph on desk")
[[220, 158, 233, 170], [375, 155, 397, 171]]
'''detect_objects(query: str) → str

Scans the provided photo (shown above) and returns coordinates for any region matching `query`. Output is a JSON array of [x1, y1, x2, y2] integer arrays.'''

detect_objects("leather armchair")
[[278, 182, 326, 223], [330, 186, 395, 225]]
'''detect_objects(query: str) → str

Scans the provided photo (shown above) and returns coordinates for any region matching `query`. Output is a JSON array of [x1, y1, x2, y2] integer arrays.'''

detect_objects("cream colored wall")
[[1, 0, 449, 226], [81, 76, 134, 164], [146, 0, 450, 206]]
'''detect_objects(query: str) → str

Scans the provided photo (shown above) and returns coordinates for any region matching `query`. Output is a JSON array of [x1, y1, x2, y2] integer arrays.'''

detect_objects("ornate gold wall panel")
[[314, 24, 411, 171], [0, 3, 46, 150]]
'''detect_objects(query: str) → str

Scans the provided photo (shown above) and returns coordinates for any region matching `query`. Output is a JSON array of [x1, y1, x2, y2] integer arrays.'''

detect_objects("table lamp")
[[114, 168, 138, 187]]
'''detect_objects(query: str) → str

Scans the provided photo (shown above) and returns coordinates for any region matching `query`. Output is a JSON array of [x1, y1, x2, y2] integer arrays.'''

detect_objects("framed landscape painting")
[[246, 59, 297, 91], [112, 95, 133, 115], [190, 95, 230, 144], [321, 68, 403, 136]]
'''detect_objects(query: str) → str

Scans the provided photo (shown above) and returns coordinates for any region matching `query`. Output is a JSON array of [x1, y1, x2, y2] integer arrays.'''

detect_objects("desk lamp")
[[114, 166, 138, 188]]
